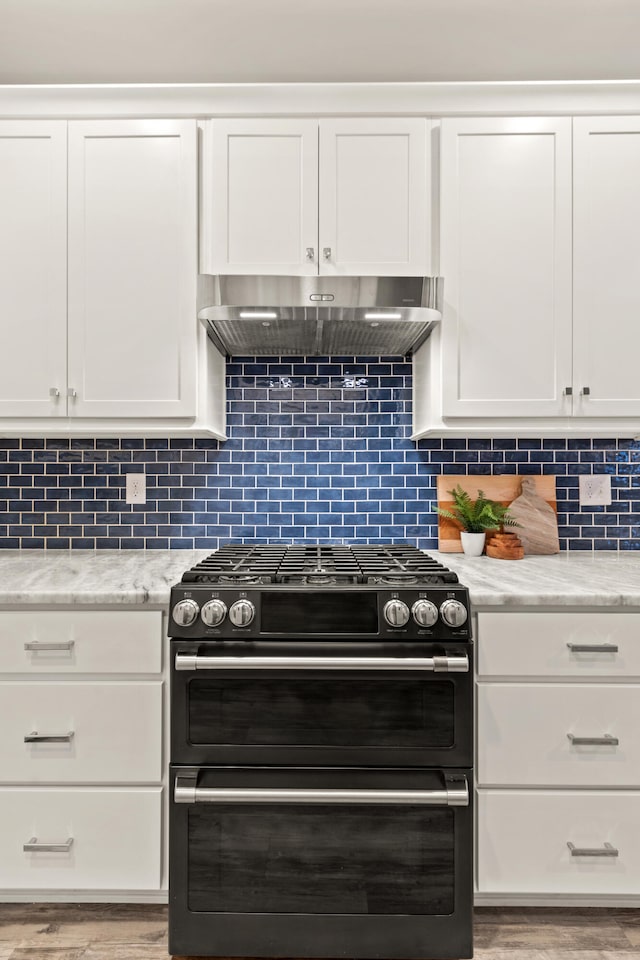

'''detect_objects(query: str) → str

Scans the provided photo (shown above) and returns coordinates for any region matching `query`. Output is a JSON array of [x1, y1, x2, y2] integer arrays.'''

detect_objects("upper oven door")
[[171, 641, 472, 767]]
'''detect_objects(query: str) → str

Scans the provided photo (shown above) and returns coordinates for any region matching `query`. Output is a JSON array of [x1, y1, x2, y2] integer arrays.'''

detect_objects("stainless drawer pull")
[[175, 776, 469, 808], [567, 643, 618, 654], [567, 733, 619, 746], [567, 841, 618, 858], [23, 837, 74, 853], [24, 731, 75, 744], [24, 640, 75, 652], [175, 653, 469, 673]]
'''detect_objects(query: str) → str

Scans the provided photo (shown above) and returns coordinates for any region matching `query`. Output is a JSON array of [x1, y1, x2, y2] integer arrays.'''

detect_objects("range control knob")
[[383, 599, 410, 628], [440, 599, 468, 628], [412, 599, 439, 628], [172, 598, 199, 627], [201, 599, 227, 627], [229, 598, 256, 628]]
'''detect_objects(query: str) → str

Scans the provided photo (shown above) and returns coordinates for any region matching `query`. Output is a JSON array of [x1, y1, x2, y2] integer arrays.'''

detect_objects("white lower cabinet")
[[0, 787, 162, 890], [478, 683, 640, 788], [0, 608, 166, 900], [479, 790, 640, 896], [0, 682, 162, 783], [476, 610, 640, 902]]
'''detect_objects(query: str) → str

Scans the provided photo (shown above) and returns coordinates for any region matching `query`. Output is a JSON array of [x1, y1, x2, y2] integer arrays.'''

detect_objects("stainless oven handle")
[[175, 653, 469, 673], [175, 776, 469, 807]]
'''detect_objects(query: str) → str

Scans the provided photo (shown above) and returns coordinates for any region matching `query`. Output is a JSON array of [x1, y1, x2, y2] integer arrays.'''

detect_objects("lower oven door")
[[171, 641, 472, 767], [169, 765, 473, 960]]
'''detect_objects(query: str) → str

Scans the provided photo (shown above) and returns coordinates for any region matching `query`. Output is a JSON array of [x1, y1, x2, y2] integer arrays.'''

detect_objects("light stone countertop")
[[0, 549, 638, 608]]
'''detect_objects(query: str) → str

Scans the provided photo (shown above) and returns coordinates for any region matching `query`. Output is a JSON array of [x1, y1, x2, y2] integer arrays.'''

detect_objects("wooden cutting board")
[[436, 475, 558, 554]]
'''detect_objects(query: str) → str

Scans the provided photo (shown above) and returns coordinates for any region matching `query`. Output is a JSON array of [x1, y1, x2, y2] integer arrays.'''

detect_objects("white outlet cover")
[[125, 473, 146, 505], [578, 474, 612, 507]]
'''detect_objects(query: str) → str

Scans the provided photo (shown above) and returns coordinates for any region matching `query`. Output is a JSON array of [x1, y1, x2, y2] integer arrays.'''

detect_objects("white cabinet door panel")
[[319, 119, 429, 275], [0, 787, 162, 890], [478, 683, 640, 787], [0, 610, 162, 675], [477, 612, 640, 680], [478, 789, 640, 895], [205, 119, 319, 276], [68, 119, 197, 418], [0, 121, 67, 417], [440, 118, 572, 417], [0, 681, 162, 783], [574, 117, 640, 416]]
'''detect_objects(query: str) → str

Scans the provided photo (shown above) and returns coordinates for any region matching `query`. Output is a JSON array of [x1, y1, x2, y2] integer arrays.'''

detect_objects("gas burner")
[[375, 575, 419, 586], [218, 574, 264, 584], [305, 574, 337, 585]]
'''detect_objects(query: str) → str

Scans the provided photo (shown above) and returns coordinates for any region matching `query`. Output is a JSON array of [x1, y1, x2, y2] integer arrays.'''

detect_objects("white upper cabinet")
[[573, 117, 640, 418], [205, 119, 319, 276], [318, 119, 429, 275], [203, 118, 429, 276], [68, 119, 198, 418], [439, 117, 573, 418], [0, 122, 67, 417]]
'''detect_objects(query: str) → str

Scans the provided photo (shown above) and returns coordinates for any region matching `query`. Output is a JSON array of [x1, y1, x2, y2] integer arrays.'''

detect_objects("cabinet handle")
[[563, 386, 573, 396], [49, 387, 60, 399], [567, 841, 618, 858], [567, 733, 618, 746], [24, 640, 75, 652], [581, 386, 591, 396], [24, 731, 75, 744], [23, 837, 74, 854], [567, 642, 618, 654], [323, 246, 332, 261], [67, 388, 77, 400], [305, 247, 315, 261]]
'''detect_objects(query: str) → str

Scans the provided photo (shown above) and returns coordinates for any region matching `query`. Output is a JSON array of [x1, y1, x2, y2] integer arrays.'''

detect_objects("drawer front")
[[0, 682, 162, 783], [477, 612, 640, 679], [478, 789, 640, 895], [0, 786, 162, 890], [0, 610, 162, 674], [478, 683, 640, 787]]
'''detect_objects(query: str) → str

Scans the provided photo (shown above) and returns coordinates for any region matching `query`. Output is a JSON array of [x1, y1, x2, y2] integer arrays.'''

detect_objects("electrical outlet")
[[125, 473, 146, 505], [579, 474, 612, 507]]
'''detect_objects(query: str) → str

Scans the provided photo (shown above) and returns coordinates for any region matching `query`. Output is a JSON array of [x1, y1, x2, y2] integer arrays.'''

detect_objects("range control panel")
[[169, 586, 472, 642]]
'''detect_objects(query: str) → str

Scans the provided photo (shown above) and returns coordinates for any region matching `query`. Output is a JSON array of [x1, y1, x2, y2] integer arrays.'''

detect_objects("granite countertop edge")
[[0, 549, 638, 608]]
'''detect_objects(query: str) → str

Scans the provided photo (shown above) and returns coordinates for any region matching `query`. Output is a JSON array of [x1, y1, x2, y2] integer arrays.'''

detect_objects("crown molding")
[[1, 81, 640, 118]]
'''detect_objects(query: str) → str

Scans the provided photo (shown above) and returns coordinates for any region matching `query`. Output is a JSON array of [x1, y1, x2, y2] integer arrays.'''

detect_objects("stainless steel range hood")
[[197, 275, 443, 357]]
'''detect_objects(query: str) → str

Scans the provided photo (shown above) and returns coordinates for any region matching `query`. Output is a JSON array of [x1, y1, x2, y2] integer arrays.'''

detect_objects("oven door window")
[[188, 673, 455, 749], [189, 804, 453, 915]]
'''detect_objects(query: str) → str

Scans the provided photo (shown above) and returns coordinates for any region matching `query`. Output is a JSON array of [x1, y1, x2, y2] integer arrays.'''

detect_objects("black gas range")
[[169, 543, 471, 642], [169, 544, 473, 960]]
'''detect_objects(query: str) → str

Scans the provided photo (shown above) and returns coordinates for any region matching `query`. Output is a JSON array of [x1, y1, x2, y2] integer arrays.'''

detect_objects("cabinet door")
[[440, 118, 572, 417], [319, 118, 429, 276], [0, 121, 67, 417], [68, 119, 197, 418], [204, 119, 319, 276], [574, 117, 640, 417]]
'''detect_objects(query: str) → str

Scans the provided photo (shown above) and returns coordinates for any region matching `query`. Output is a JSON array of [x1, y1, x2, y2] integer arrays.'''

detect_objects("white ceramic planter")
[[460, 531, 486, 557]]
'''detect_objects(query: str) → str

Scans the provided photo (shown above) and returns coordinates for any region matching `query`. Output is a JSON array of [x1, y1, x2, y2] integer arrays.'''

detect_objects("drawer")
[[478, 789, 640, 895], [0, 682, 162, 783], [478, 682, 640, 787], [0, 786, 161, 890], [477, 612, 640, 679], [0, 610, 162, 674]]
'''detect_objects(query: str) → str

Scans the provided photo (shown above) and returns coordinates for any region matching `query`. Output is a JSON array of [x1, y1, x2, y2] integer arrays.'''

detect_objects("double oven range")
[[169, 544, 473, 959]]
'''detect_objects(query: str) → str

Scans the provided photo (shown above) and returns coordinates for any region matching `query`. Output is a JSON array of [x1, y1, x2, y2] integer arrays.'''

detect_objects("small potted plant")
[[434, 485, 519, 557]]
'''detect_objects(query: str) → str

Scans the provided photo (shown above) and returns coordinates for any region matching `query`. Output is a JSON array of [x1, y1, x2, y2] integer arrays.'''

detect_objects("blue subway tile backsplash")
[[1, 356, 639, 550]]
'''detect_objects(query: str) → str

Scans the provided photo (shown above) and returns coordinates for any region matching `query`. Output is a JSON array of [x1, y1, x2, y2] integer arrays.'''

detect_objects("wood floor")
[[0, 904, 639, 959]]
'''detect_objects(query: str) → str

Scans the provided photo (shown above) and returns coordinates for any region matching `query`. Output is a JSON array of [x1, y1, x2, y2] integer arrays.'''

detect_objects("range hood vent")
[[197, 275, 443, 357]]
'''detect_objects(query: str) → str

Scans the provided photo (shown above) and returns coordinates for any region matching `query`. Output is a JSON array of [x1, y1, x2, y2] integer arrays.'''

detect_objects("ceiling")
[[1, 0, 640, 85]]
